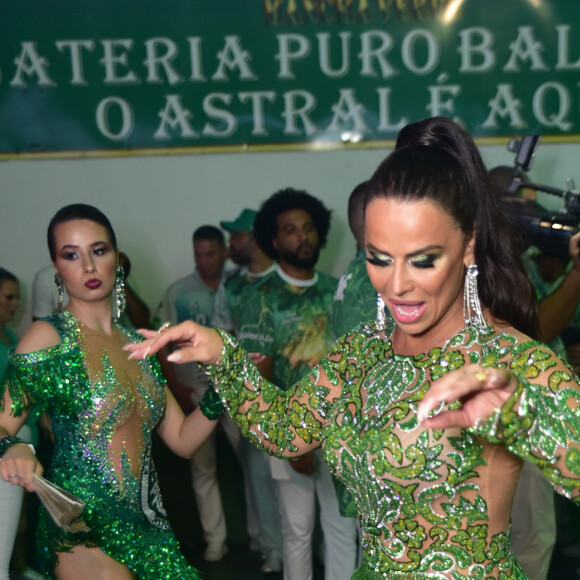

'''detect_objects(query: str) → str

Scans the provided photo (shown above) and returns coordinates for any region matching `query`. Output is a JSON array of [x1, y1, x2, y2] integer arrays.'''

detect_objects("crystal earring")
[[463, 264, 487, 333], [114, 266, 127, 320], [376, 294, 386, 331], [54, 273, 64, 312]]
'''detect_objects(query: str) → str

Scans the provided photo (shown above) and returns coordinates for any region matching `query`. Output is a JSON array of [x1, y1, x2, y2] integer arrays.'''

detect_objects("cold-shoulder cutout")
[[14, 319, 62, 354]]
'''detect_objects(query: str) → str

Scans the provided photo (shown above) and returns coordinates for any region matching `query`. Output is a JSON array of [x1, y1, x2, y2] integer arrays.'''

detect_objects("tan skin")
[[125, 198, 522, 445], [158, 236, 229, 411], [273, 208, 319, 281], [0, 219, 218, 580], [228, 230, 274, 275], [193, 238, 228, 291], [362, 198, 520, 426]]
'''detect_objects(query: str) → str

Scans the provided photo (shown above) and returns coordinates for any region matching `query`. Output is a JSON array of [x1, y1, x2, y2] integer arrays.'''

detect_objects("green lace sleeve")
[[470, 343, 580, 501], [202, 329, 339, 459]]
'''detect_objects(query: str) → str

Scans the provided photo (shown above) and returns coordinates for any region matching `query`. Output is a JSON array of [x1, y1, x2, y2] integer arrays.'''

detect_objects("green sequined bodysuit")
[[206, 319, 580, 579], [1, 310, 199, 579]]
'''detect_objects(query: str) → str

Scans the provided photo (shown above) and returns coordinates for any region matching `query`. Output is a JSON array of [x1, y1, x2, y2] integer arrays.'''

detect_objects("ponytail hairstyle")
[[367, 117, 537, 338]]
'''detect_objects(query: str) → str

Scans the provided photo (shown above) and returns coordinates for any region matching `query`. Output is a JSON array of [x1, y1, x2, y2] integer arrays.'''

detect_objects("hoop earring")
[[463, 264, 487, 333], [376, 294, 386, 331], [114, 266, 127, 320], [54, 273, 64, 312]]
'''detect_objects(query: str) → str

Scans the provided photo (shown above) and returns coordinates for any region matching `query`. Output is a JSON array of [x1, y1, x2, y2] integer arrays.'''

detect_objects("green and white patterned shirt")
[[213, 264, 277, 332], [331, 249, 381, 342], [237, 265, 337, 385]]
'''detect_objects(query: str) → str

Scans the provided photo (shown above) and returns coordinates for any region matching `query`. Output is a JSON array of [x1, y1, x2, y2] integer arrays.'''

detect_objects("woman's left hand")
[[417, 364, 518, 429], [124, 321, 224, 365], [0, 443, 42, 492]]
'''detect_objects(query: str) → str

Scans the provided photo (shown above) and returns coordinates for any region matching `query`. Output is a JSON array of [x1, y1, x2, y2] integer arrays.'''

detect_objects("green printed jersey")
[[213, 264, 277, 331], [238, 267, 337, 385], [331, 249, 380, 342]]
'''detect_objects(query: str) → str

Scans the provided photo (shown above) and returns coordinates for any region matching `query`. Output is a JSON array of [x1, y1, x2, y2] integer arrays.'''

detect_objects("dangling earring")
[[463, 264, 487, 333], [114, 266, 127, 320], [376, 294, 386, 331], [54, 273, 64, 312]]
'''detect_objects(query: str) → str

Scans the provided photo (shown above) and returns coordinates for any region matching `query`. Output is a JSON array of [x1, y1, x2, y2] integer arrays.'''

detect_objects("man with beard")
[[212, 209, 283, 574], [213, 209, 276, 333], [236, 189, 358, 580]]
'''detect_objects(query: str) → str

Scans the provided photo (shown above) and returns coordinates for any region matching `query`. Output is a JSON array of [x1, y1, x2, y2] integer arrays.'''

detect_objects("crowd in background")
[[3, 120, 580, 579]]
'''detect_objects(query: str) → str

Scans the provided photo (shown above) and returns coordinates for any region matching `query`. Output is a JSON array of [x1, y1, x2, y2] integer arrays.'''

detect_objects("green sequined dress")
[[206, 319, 580, 580], [1, 310, 199, 579]]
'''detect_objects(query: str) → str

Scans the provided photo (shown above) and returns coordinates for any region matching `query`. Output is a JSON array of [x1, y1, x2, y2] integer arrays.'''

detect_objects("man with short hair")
[[212, 209, 282, 574], [214, 209, 276, 332], [238, 188, 358, 580], [331, 180, 381, 342], [157, 225, 230, 562]]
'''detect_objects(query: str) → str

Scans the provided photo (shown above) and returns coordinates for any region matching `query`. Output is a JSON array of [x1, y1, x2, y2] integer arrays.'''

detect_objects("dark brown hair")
[[254, 188, 332, 260], [47, 204, 117, 261], [367, 117, 537, 338]]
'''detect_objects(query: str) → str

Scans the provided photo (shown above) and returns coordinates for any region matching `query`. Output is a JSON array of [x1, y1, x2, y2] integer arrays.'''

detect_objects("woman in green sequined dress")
[[0, 204, 217, 579], [126, 119, 580, 579]]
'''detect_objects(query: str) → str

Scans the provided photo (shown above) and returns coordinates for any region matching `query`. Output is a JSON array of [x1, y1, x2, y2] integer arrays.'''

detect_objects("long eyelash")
[[366, 253, 392, 267], [410, 255, 438, 269]]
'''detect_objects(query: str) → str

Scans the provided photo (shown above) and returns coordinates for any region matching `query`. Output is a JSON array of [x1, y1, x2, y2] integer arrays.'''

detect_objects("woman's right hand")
[[124, 320, 225, 365], [0, 443, 42, 492], [417, 364, 518, 430]]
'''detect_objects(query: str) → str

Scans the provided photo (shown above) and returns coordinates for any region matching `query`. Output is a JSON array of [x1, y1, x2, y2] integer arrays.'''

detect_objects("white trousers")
[[190, 412, 272, 550], [186, 364, 282, 554], [190, 433, 227, 547], [275, 449, 357, 580], [187, 367, 228, 548], [242, 439, 283, 556]]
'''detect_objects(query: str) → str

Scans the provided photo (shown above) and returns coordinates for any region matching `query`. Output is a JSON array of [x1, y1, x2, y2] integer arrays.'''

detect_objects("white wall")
[[2, 140, 579, 332]]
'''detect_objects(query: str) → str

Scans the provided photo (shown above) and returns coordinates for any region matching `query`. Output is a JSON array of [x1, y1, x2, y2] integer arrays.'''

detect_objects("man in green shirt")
[[213, 209, 276, 332], [331, 180, 383, 342], [212, 209, 282, 574], [238, 188, 357, 580]]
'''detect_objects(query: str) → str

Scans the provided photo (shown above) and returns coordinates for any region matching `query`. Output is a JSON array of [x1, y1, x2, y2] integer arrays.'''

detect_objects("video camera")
[[502, 135, 580, 259]]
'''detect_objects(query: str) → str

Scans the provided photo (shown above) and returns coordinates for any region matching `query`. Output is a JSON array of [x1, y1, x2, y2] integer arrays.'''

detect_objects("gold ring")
[[474, 370, 487, 383], [158, 322, 171, 334]]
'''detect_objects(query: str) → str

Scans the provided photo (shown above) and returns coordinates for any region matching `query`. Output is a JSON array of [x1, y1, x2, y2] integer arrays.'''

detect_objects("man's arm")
[[537, 232, 580, 343]]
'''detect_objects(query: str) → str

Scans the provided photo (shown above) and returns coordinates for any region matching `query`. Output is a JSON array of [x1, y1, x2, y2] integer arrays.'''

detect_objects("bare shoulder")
[[15, 320, 61, 354]]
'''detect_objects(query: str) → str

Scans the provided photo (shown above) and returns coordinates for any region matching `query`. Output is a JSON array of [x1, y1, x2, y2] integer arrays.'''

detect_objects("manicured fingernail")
[[418, 399, 447, 422]]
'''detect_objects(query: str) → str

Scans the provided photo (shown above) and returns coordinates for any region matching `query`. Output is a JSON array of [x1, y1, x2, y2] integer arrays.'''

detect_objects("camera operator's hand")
[[569, 231, 580, 272]]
